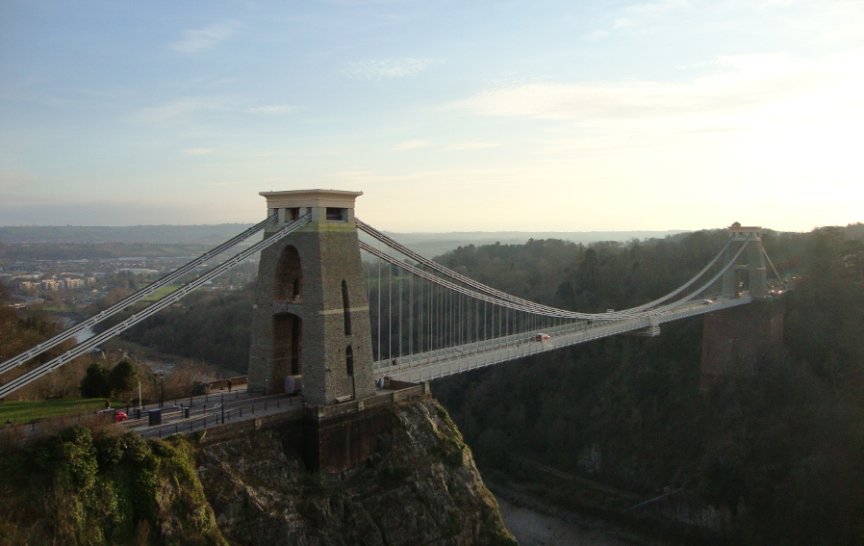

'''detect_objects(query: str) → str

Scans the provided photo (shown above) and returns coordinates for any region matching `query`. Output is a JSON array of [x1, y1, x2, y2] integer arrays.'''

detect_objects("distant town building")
[[40, 279, 61, 291], [115, 268, 159, 275], [63, 278, 84, 289]]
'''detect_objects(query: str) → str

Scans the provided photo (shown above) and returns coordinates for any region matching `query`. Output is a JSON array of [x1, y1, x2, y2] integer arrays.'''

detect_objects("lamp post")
[[158, 372, 164, 408]]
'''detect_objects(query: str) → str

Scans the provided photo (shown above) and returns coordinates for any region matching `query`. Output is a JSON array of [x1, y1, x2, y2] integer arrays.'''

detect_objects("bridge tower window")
[[326, 207, 347, 221], [341, 280, 352, 335], [346, 345, 354, 376]]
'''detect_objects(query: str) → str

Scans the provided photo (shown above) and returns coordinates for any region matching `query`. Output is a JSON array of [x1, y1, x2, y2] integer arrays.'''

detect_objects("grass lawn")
[[0, 398, 123, 425], [140, 284, 181, 302]]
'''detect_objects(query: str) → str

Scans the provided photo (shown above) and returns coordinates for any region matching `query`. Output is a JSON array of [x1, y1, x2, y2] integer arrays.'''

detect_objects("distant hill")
[[0, 224, 686, 257], [0, 225, 254, 245], [381, 230, 686, 257]]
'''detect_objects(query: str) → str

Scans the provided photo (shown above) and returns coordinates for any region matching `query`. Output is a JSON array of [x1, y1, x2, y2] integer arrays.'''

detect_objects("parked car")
[[113, 410, 128, 422]]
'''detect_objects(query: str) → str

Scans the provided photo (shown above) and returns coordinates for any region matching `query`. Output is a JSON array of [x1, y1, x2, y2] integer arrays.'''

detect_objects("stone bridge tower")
[[703, 222, 782, 390], [248, 189, 375, 406], [721, 223, 768, 299]]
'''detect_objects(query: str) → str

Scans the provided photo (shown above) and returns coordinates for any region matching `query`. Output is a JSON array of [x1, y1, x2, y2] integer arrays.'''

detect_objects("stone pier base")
[[700, 298, 785, 391], [302, 384, 431, 473]]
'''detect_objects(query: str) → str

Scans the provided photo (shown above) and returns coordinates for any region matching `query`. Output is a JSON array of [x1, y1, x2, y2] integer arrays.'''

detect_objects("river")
[[496, 496, 642, 546], [74, 326, 94, 343]]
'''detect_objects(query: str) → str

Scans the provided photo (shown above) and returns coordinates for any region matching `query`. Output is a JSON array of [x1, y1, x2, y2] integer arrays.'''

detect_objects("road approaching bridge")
[[116, 386, 300, 439]]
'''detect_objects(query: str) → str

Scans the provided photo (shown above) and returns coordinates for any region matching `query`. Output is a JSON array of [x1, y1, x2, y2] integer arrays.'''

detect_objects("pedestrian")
[[227, 379, 232, 392]]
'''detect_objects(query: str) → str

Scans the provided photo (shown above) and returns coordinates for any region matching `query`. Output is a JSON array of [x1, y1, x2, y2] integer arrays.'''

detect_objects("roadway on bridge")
[[375, 295, 752, 383]]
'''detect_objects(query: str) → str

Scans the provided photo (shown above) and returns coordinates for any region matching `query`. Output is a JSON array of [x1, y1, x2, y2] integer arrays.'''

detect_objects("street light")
[[158, 372, 164, 408]]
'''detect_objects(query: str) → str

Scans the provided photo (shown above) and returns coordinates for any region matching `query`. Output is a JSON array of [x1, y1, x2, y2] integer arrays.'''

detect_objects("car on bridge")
[[531, 333, 552, 342]]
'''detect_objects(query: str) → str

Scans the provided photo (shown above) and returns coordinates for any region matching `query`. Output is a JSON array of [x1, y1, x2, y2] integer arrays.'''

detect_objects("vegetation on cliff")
[[0, 427, 226, 545]]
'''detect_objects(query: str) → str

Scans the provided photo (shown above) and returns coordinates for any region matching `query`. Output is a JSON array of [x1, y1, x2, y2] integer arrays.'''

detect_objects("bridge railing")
[[140, 393, 300, 439], [375, 296, 755, 383], [374, 321, 582, 372], [307, 383, 430, 421]]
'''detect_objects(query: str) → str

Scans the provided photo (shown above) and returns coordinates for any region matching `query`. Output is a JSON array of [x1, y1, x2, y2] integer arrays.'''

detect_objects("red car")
[[113, 410, 128, 422]]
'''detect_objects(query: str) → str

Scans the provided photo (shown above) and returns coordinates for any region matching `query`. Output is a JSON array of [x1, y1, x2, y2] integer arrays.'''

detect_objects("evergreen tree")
[[79, 363, 111, 398], [108, 358, 138, 400]]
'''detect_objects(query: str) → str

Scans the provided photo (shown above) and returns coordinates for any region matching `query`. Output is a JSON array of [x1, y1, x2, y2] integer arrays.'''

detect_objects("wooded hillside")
[[433, 225, 864, 545]]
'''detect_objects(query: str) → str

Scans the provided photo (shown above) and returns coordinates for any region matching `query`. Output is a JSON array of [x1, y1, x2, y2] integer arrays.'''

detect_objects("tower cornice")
[[260, 189, 363, 210]]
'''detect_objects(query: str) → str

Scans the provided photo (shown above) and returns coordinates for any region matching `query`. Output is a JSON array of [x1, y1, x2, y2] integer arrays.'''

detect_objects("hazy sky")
[[1, 1, 862, 232]]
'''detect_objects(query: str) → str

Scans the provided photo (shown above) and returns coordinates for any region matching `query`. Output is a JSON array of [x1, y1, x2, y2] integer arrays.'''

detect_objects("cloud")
[[328, 167, 517, 186], [392, 139, 430, 151], [170, 21, 240, 54], [447, 49, 864, 133], [593, 0, 689, 36], [137, 98, 301, 125], [444, 141, 501, 151], [212, 175, 286, 188], [0, 171, 37, 188], [245, 104, 299, 115], [136, 97, 227, 125], [587, 29, 609, 41], [0, 197, 200, 226], [345, 58, 436, 79], [390, 140, 501, 152], [622, 0, 689, 18], [184, 147, 213, 156]]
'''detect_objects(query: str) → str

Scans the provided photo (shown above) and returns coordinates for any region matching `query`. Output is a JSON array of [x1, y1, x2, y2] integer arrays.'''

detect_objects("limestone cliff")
[[0, 398, 515, 545], [197, 398, 516, 545]]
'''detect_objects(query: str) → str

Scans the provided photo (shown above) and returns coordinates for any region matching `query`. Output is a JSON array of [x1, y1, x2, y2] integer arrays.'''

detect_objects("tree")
[[108, 359, 137, 400], [80, 363, 110, 398]]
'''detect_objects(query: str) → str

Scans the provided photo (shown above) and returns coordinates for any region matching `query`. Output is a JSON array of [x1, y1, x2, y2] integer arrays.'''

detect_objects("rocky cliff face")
[[196, 398, 515, 545], [0, 398, 513, 545]]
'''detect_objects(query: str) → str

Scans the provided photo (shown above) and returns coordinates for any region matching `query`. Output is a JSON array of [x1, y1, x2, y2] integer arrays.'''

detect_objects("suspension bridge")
[[0, 190, 783, 405]]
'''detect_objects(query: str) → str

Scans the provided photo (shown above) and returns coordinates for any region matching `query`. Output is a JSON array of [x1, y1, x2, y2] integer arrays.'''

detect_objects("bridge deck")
[[374, 296, 752, 383]]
